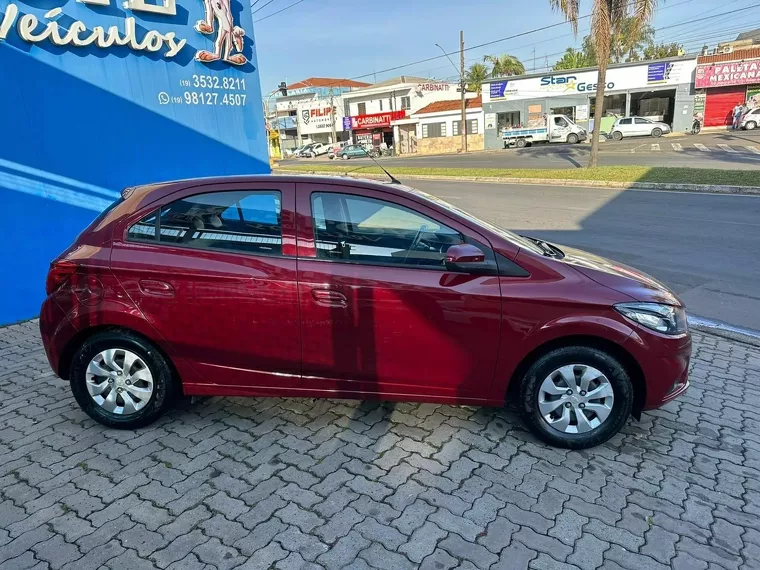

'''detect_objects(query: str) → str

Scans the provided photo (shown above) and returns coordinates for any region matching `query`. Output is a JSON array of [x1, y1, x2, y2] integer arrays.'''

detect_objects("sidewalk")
[[1, 321, 759, 570]]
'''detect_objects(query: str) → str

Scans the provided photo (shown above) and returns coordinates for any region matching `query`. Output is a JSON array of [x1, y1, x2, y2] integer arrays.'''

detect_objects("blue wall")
[[0, 0, 269, 324]]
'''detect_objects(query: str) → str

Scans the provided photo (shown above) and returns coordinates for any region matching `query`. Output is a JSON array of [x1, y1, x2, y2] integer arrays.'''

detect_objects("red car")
[[40, 175, 690, 449]]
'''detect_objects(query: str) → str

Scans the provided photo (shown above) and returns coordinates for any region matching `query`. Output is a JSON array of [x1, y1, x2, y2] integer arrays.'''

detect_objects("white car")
[[610, 116, 671, 140], [301, 143, 329, 158], [741, 108, 760, 130]]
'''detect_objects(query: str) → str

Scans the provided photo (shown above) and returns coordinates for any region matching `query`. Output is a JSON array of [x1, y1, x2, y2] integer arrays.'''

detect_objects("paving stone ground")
[[1, 319, 760, 570]]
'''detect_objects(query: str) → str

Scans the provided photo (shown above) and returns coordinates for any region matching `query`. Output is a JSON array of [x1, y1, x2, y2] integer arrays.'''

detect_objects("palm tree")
[[611, 17, 655, 62], [553, 48, 594, 71], [465, 63, 490, 93], [483, 54, 525, 77], [550, 0, 657, 168]]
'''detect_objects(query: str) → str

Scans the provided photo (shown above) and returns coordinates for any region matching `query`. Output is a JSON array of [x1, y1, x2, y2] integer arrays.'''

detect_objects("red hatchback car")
[[40, 175, 690, 449]]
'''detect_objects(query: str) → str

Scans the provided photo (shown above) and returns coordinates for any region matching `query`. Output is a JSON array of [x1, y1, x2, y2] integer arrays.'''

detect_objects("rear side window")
[[127, 190, 282, 256], [619, 118, 632, 125], [311, 192, 464, 268], [634, 118, 650, 124]]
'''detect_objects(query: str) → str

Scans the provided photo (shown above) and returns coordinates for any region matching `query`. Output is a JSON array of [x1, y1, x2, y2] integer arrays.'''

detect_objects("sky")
[[251, 0, 760, 95]]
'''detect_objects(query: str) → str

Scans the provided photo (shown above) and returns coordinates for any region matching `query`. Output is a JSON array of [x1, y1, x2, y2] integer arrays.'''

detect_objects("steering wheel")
[[403, 224, 428, 264]]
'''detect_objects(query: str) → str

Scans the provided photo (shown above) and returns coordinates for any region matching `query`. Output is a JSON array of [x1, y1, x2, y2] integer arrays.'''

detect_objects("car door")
[[110, 181, 302, 392], [616, 118, 633, 136], [634, 117, 652, 136], [294, 182, 502, 402], [551, 116, 570, 141]]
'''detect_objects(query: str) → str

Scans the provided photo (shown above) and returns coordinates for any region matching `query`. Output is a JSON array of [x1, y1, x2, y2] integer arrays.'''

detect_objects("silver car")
[[741, 108, 760, 130], [610, 116, 671, 140]]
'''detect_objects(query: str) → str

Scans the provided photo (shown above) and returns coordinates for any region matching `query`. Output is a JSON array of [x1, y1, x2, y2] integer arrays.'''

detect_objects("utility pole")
[[460, 30, 467, 154], [329, 87, 337, 144]]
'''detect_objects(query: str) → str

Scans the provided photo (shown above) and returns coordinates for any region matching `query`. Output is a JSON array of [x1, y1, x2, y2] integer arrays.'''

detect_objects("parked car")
[[40, 175, 691, 449], [285, 145, 308, 158], [610, 116, 671, 140], [327, 141, 351, 159], [292, 144, 313, 158], [302, 143, 328, 158], [337, 144, 370, 159], [741, 108, 760, 130]]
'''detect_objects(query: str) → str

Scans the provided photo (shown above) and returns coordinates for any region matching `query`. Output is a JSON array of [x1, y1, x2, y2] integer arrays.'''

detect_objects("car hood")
[[557, 244, 682, 306]]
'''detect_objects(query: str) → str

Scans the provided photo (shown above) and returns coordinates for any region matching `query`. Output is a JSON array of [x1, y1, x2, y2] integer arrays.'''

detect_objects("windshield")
[[404, 186, 545, 255]]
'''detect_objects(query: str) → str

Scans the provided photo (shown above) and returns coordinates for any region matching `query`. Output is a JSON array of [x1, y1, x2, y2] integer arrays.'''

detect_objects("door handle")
[[311, 288, 347, 308], [139, 279, 175, 298]]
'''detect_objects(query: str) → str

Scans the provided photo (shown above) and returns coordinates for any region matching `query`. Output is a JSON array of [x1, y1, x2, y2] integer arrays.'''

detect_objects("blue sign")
[[0, 0, 268, 323], [648, 63, 670, 84], [490, 81, 509, 99], [343, 116, 353, 131]]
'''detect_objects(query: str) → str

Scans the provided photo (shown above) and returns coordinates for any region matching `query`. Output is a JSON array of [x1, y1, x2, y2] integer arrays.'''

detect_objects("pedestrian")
[[733, 103, 744, 129]]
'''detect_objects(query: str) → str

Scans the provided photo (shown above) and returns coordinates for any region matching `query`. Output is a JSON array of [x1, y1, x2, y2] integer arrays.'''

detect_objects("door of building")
[[705, 85, 746, 127]]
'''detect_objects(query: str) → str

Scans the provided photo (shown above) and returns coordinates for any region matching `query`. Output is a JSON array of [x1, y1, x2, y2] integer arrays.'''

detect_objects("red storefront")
[[695, 50, 760, 127], [347, 110, 407, 146]]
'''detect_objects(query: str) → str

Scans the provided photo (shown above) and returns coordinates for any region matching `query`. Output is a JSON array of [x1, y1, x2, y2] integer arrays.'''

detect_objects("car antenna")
[[343, 147, 402, 185]]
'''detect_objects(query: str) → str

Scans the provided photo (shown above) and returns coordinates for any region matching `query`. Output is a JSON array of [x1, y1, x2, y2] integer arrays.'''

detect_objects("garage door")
[[704, 86, 746, 127]]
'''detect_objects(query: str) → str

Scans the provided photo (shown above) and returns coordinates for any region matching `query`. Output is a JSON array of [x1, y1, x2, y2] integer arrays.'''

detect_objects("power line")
[[254, 0, 304, 23], [252, 0, 278, 14]]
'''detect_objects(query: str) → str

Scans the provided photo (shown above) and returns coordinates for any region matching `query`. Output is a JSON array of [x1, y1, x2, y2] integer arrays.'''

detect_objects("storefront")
[[296, 99, 348, 145], [481, 56, 697, 149], [695, 51, 760, 126], [345, 111, 407, 146], [0, 0, 267, 323]]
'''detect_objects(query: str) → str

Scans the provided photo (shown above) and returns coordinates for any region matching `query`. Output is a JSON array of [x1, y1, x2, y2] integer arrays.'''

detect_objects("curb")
[[276, 169, 760, 196], [688, 316, 760, 348]]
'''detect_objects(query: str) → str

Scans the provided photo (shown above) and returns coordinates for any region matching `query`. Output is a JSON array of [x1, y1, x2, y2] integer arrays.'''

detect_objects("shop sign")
[[540, 75, 615, 92], [647, 62, 679, 84], [349, 110, 406, 129], [575, 104, 589, 121], [484, 112, 497, 129], [695, 60, 760, 88], [417, 83, 451, 92], [297, 102, 345, 134], [0, 0, 249, 64], [489, 81, 518, 100], [694, 92, 706, 114]]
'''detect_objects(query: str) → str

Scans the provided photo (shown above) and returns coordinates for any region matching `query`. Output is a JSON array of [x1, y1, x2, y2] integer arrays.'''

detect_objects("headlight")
[[615, 303, 687, 335]]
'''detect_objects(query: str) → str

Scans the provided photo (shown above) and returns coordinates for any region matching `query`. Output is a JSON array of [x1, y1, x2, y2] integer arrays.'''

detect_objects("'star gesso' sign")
[[0, 0, 268, 324]]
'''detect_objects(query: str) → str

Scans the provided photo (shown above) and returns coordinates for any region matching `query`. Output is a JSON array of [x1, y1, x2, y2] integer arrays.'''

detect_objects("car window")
[[311, 192, 465, 268], [619, 118, 632, 125], [127, 190, 282, 256], [553, 117, 568, 127], [634, 118, 651, 124]]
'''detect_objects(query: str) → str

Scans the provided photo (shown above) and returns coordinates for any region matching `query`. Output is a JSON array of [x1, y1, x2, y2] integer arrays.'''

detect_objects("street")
[[284, 130, 760, 170], [1, 321, 760, 570], [405, 179, 760, 331]]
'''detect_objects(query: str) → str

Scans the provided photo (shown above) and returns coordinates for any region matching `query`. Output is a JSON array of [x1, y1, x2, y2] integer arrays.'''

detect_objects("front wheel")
[[516, 138, 527, 149], [341, 154, 349, 160], [612, 131, 623, 141], [518, 346, 633, 449], [651, 128, 663, 138], [69, 330, 177, 429], [567, 133, 579, 144], [746, 121, 757, 131]]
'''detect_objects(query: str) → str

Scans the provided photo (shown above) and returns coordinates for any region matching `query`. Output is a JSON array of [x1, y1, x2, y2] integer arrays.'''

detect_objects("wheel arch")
[[57, 325, 184, 395], [505, 334, 646, 419]]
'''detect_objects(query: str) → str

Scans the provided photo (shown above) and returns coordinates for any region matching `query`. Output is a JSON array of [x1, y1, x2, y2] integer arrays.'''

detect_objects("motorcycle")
[[690, 114, 702, 135]]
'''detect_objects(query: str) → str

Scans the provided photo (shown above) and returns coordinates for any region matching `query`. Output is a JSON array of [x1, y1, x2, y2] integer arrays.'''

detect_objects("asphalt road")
[[403, 179, 760, 331], [285, 130, 760, 170]]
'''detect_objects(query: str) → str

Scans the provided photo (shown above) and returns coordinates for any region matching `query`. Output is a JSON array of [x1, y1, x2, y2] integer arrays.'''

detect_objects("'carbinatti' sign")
[[0, 0, 247, 64]]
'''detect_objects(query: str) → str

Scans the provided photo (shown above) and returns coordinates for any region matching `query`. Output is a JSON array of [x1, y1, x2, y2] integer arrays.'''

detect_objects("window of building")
[[497, 111, 520, 130], [311, 193, 464, 268], [127, 190, 282, 256], [452, 119, 479, 136], [421, 122, 446, 138], [590, 94, 626, 117], [358, 102, 366, 115], [379, 99, 383, 111], [400, 96, 411, 110]]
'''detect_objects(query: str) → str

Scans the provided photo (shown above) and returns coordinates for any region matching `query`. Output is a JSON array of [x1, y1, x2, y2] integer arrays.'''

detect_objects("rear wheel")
[[70, 330, 176, 429], [651, 128, 663, 138], [516, 138, 527, 149], [612, 131, 623, 141], [518, 346, 633, 449], [567, 133, 579, 144], [746, 121, 757, 130]]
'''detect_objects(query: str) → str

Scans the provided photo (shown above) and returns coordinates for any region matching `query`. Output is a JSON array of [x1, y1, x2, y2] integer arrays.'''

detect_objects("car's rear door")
[[294, 181, 502, 402], [110, 181, 301, 392]]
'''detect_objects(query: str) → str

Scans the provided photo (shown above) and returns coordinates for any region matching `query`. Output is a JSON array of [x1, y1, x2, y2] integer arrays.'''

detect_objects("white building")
[[411, 96, 484, 155]]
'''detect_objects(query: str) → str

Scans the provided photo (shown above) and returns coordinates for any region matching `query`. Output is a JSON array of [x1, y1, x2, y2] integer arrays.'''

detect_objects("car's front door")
[[110, 181, 302, 391], [634, 117, 652, 135], [294, 182, 502, 402]]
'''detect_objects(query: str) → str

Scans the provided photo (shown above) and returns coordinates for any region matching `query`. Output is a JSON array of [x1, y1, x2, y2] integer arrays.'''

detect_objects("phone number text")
[[183, 92, 247, 106]]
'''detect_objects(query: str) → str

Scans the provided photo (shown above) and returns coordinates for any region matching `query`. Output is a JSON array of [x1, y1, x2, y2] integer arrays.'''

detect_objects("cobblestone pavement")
[[2, 320, 760, 570]]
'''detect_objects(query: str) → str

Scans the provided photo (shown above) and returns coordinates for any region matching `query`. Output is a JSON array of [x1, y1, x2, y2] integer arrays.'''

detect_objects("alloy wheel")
[[537, 364, 614, 434], [85, 349, 154, 415]]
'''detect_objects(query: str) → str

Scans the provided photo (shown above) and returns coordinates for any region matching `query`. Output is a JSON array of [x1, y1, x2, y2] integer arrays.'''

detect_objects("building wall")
[[346, 83, 467, 116], [414, 110, 483, 154], [0, 0, 267, 324]]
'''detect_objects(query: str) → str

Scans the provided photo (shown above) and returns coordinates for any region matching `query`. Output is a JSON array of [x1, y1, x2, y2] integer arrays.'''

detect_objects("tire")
[[69, 329, 176, 429], [518, 346, 633, 449], [567, 133, 579, 144], [746, 121, 757, 131], [612, 131, 623, 141], [516, 138, 527, 149], [651, 128, 663, 138], [341, 154, 349, 160]]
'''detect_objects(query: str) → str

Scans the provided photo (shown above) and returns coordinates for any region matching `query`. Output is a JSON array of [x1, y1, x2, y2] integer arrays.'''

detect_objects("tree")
[[465, 63, 490, 93], [611, 17, 654, 62], [553, 48, 595, 70], [642, 42, 684, 60], [550, 0, 658, 168], [483, 54, 525, 77]]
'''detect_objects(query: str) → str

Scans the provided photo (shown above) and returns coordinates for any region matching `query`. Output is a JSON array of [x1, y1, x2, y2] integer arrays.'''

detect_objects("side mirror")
[[445, 243, 486, 272]]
